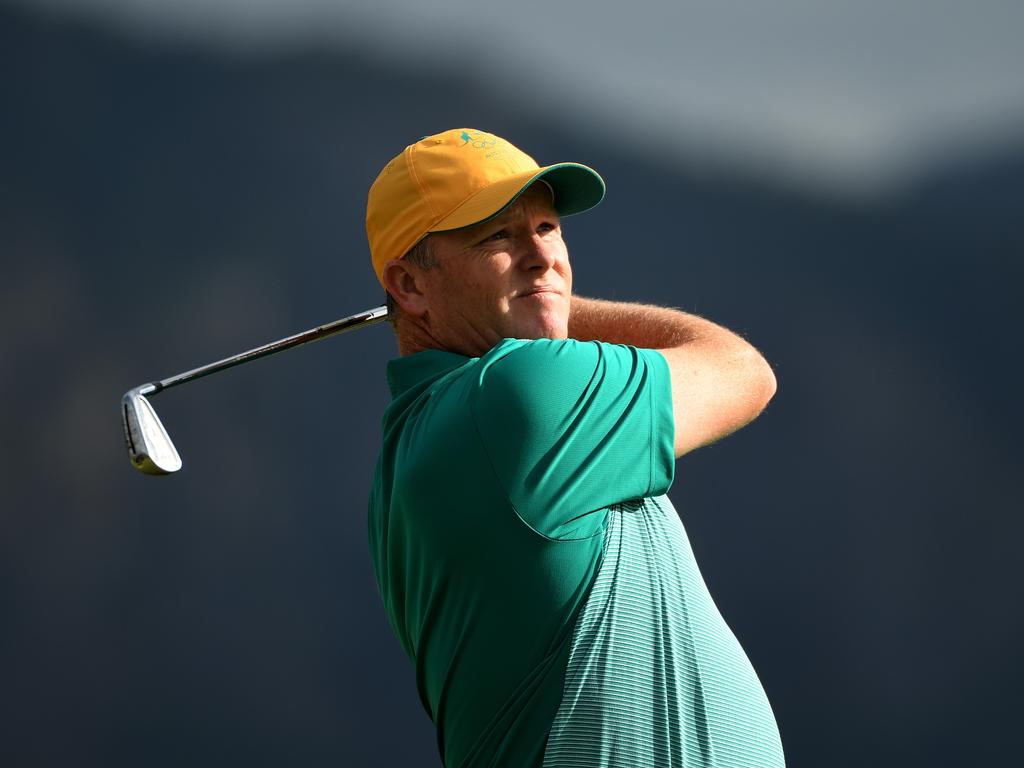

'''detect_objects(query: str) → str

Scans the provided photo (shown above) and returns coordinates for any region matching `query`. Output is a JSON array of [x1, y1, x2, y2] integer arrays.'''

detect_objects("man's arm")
[[569, 297, 777, 458]]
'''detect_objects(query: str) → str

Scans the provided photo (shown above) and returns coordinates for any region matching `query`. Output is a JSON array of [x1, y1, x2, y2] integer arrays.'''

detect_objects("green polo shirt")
[[368, 338, 784, 767]]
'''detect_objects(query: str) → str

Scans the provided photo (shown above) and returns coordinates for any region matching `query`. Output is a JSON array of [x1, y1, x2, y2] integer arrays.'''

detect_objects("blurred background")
[[2, 1, 1022, 765]]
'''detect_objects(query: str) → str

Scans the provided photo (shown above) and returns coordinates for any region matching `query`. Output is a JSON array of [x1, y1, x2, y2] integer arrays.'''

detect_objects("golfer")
[[366, 128, 784, 767]]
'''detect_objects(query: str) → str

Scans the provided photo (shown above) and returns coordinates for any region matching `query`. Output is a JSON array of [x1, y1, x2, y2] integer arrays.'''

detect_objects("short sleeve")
[[471, 338, 675, 540]]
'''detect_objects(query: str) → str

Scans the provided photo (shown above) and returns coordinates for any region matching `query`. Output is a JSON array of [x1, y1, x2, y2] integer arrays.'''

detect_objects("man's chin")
[[511, 319, 569, 341], [504, 299, 569, 341]]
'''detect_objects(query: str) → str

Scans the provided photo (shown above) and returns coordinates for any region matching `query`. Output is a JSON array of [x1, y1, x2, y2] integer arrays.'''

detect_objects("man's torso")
[[369, 338, 783, 767]]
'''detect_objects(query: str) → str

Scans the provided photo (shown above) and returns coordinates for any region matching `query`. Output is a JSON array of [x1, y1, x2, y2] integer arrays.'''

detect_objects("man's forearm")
[[569, 296, 776, 456], [569, 296, 730, 350]]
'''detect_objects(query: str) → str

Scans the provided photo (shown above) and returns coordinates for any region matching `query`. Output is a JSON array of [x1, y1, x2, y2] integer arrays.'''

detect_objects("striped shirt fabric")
[[544, 497, 785, 766]]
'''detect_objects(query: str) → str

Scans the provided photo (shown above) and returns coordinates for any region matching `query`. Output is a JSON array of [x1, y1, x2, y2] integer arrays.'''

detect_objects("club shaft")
[[146, 305, 388, 395]]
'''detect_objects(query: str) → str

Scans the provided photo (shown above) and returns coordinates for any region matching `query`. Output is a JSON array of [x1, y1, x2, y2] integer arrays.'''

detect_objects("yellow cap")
[[366, 128, 605, 286]]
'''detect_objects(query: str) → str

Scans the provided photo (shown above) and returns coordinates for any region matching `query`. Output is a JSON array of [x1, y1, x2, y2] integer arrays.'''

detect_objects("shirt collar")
[[386, 349, 471, 398]]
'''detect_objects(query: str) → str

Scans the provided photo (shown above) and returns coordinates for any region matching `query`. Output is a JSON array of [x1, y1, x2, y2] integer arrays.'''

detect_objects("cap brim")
[[431, 162, 606, 233]]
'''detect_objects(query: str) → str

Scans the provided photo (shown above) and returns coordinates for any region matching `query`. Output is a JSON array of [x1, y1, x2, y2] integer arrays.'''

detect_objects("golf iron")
[[121, 305, 388, 475]]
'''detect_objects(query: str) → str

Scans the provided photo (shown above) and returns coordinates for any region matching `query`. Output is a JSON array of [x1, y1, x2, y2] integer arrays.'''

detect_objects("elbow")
[[759, 354, 778, 408], [741, 346, 777, 416]]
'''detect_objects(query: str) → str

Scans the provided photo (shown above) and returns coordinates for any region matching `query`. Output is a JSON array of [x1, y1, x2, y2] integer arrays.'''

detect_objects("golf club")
[[122, 305, 388, 475]]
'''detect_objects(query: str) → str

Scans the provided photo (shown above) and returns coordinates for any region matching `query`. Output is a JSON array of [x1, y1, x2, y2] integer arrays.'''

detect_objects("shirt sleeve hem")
[[646, 348, 677, 496]]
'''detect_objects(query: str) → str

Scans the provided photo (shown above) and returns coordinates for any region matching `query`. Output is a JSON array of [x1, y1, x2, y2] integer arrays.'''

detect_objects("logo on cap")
[[459, 130, 497, 149]]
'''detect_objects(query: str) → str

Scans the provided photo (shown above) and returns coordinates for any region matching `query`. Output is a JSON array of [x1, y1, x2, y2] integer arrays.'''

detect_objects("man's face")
[[417, 182, 572, 356]]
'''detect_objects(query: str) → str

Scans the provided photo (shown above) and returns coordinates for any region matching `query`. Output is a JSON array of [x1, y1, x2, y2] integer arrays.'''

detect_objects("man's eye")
[[483, 229, 509, 243], [537, 222, 557, 234]]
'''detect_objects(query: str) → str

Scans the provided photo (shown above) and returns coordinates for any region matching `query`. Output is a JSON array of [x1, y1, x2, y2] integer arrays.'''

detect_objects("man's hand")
[[569, 296, 776, 458]]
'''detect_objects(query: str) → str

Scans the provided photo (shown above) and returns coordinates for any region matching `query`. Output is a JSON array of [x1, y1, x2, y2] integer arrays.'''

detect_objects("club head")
[[122, 387, 182, 474]]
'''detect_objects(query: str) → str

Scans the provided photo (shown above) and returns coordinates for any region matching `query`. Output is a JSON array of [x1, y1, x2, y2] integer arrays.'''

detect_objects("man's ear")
[[382, 259, 429, 317]]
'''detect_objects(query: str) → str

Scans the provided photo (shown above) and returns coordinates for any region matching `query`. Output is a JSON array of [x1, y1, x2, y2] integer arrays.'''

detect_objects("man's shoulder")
[[469, 337, 603, 396], [443, 339, 593, 430], [475, 337, 661, 388], [478, 336, 600, 372], [468, 338, 665, 427]]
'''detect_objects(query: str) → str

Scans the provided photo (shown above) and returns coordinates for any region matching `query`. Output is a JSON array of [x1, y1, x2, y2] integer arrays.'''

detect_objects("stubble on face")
[[418, 183, 572, 356]]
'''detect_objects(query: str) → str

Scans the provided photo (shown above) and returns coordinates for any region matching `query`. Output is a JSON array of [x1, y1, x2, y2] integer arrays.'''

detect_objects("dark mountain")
[[2, 6, 1021, 767]]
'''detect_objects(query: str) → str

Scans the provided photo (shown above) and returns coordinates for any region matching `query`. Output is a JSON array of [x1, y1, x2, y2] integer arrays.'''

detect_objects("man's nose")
[[520, 235, 559, 271]]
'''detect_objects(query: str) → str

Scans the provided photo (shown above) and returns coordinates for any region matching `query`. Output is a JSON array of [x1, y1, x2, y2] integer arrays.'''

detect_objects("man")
[[366, 128, 784, 767]]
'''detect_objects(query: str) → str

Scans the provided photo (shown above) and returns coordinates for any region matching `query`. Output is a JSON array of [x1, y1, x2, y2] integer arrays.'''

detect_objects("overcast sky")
[[25, 0, 1024, 196]]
